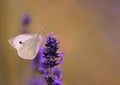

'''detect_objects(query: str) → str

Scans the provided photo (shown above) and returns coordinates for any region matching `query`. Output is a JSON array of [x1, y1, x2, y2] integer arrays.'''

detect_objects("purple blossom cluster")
[[30, 32, 64, 85]]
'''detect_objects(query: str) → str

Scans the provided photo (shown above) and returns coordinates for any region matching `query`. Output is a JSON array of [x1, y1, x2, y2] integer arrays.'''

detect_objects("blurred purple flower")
[[29, 77, 41, 85], [32, 46, 43, 71], [20, 14, 31, 34], [22, 14, 31, 26], [29, 77, 47, 85]]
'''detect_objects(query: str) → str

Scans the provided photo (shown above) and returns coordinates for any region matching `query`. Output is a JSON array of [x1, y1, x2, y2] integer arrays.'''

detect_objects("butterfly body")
[[9, 33, 42, 59]]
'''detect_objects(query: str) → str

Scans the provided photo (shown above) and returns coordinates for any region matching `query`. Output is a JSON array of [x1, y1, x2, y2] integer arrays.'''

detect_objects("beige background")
[[0, 0, 120, 85]]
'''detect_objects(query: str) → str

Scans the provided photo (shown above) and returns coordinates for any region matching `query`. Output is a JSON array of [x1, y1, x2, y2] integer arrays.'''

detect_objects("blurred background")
[[0, 0, 120, 85]]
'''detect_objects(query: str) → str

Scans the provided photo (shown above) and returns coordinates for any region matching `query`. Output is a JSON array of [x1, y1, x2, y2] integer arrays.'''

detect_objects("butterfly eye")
[[19, 41, 22, 44]]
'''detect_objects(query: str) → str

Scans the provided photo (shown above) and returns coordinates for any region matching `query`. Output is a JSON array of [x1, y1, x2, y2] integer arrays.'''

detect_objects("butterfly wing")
[[8, 33, 42, 59], [17, 36, 41, 59]]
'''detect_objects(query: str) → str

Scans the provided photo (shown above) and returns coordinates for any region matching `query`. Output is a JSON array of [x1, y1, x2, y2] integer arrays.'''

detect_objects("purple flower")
[[53, 79, 62, 85], [30, 32, 64, 85], [53, 67, 62, 79], [41, 32, 63, 68], [40, 33, 64, 85]]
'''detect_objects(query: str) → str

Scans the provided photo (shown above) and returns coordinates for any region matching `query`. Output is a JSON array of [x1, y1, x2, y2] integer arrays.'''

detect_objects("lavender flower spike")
[[30, 32, 64, 85], [40, 32, 64, 85], [41, 32, 62, 67]]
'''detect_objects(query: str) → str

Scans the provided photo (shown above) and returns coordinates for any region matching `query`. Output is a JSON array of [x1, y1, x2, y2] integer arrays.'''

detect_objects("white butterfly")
[[8, 33, 42, 59]]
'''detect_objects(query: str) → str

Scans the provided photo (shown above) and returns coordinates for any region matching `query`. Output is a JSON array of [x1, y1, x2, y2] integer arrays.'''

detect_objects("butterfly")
[[8, 33, 42, 59]]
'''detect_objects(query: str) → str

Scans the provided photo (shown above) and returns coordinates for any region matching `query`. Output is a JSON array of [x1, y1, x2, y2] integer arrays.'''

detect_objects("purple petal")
[[46, 32, 53, 41], [59, 52, 65, 64], [53, 67, 63, 78], [60, 52, 65, 58], [53, 79, 62, 85], [28, 77, 47, 85], [38, 66, 49, 74]]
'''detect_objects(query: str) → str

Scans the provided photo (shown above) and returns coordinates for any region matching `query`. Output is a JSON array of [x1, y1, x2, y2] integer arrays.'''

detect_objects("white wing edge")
[[8, 36, 16, 49]]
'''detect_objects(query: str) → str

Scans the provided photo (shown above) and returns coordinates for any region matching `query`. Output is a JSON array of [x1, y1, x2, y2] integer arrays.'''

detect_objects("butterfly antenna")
[[40, 25, 47, 31], [39, 25, 47, 36], [36, 25, 47, 36]]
